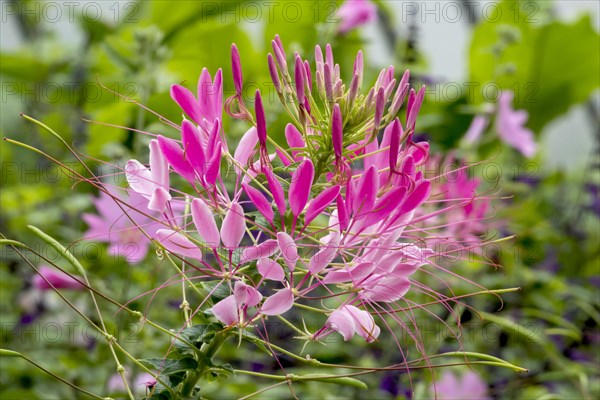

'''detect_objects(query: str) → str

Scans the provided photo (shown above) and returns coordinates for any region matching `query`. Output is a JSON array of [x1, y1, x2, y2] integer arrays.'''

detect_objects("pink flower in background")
[[430, 370, 490, 400], [337, 0, 377, 34], [32, 266, 83, 290], [495, 91, 537, 158], [83, 187, 164, 264], [464, 115, 489, 144]]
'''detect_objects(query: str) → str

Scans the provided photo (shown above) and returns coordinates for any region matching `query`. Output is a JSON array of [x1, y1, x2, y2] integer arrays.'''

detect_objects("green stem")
[[180, 331, 229, 397]]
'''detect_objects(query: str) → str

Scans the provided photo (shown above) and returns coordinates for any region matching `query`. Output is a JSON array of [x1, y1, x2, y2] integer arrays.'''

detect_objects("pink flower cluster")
[[83, 35, 492, 344]]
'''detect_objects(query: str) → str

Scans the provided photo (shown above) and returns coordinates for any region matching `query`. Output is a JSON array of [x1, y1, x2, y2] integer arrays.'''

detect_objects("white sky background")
[[1, 0, 599, 172]]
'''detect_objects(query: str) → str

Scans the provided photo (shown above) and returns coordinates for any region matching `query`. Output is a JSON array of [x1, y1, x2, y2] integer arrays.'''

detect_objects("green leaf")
[[140, 357, 198, 375]]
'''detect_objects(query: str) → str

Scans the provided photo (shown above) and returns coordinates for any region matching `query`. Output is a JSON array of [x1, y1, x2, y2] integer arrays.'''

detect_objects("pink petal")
[[361, 274, 410, 302], [233, 127, 258, 175], [308, 238, 339, 274], [261, 288, 294, 316], [239, 240, 279, 264], [326, 308, 356, 341], [156, 229, 203, 261], [289, 159, 314, 218], [125, 160, 153, 197], [157, 135, 196, 185], [265, 169, 286, 216], [181, 120, 205, 175], [285, 124, 305, 161], [149, 139, 169, 189], [148, 187, 171, 212], [33, 266, 83, 290], [257, 258, 285, 281], [204, 145, 222, 186], [323, 261, 375, 284], [353, 165, 378, 216], [234, 281, 262, 308], [397, 180, 431, 216], [211, 295, 238, 325], [305, 186, 341, 225], [170, 84, 201, 124], [243, 183, 274, 224], [220, 202, 246, 249], [191, 198, 220, 247], [345, 305, 380, 342], [277, 232, 298, 271], [198, 68, 215, 122]]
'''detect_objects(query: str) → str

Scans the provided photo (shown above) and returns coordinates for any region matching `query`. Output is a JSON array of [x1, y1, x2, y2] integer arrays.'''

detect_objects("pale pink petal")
[[125, 160, 153, 197], [234, 281, 263, 308], [326, 308, 356, 341], [289, 159, 314, 218], [155, 229, 203, 261], [257, 258, 285, 281], [148, 187, 171, 212], [233, 127, 258, 175], [308, 238, 339, 274], [149, 139, 169, 189], [220, 202, 246, 249], [344, 305, 380, 342], [239, 240, 279, 264], [323, 261, 375, 284], [261, 288, 294, 316], [211, 295, 238, 325], [277, 232, 298, 271], [191, 198, 220, 247]]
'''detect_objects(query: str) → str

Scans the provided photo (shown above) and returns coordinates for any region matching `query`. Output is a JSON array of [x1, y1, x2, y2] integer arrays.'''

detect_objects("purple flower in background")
[[32, 266, 83, 290], [337, 0, 377, 34], [83, 187, 164, 264], [495, 91, 536, 158], [430, 370, 490, 400], [464, 115, 489, 144]]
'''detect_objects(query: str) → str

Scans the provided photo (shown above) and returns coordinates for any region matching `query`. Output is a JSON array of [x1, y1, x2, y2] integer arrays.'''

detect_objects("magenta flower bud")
[[254, 90, 267, 146], [353, 50, 364, 88], [347, 73, 359, 106], [389, 82, 409, 116], [272, 40, 287, 72], [315, 44, 324, 66], [373, 87, 385, 130], [384, 78, 396, 99], [389, 118, 402, 171], [406, 85, 425, 131], [267, 53, 281, 93], [332, 103, 343, 160], [231, 43, 243, 95], [324, 62, 333, 103], [365, 87, 375, 106], [303, 60, 312, 90], [294, 55, 305, 104], [325, 44, 334, 73]]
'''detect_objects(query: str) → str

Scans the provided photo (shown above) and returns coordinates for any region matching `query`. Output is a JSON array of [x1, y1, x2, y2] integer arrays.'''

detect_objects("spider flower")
[[337, 0, 378, 34], [430, 370, 490, 400], [107, 35, 497, 349]]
